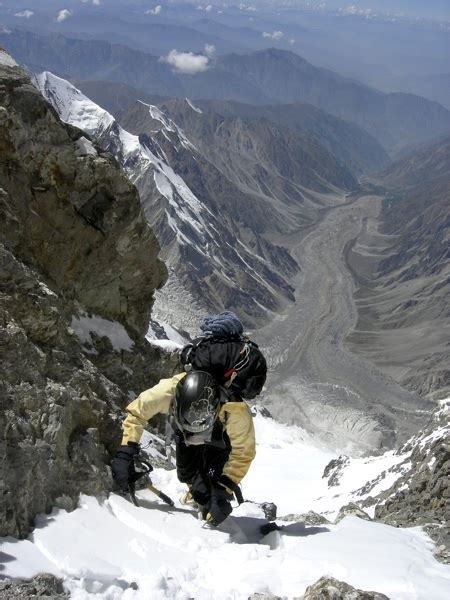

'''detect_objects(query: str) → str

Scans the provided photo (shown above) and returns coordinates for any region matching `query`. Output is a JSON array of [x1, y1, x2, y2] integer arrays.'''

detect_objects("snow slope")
[[2, 414, 449, 599]]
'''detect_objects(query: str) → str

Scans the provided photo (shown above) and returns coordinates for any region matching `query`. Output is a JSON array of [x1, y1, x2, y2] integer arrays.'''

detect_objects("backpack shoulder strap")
[[217, 474, 245, 505]]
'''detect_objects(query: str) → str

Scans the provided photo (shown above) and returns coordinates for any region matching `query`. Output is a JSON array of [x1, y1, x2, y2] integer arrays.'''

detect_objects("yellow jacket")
[[121, 373, 256, 486]]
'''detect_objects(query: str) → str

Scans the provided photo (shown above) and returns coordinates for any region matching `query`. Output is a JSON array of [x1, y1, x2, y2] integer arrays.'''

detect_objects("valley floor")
[[258, 193, 431, 453], [2, 415, 449, 599]]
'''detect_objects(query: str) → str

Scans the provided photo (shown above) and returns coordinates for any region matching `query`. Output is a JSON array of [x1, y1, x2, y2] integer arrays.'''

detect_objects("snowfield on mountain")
[[2, 412, 449, 599]]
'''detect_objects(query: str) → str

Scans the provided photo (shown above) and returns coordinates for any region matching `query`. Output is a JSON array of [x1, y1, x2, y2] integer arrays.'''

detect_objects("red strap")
[[223, 367, 236, 379]]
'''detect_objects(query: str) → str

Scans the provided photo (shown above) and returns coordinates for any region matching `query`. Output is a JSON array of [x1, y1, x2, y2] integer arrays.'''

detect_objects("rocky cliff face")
[[138, 98, 357, 196], [0, 50, 173, 538]]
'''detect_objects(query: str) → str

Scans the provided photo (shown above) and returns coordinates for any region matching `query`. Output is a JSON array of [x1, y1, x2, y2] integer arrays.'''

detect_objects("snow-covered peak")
[[137, 99, 195, 150], [35, 72, 219, 258], [34, 72, 114, 137]]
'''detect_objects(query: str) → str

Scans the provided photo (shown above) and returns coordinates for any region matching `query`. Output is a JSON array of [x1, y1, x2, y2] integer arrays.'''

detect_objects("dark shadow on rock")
[[31, 516, 56, 531]]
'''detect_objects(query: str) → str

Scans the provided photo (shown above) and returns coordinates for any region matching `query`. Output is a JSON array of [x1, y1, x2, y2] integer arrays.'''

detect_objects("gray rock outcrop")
[[0, 49, 173, 538], [0, 574, 68, 599], [323, 456, 350, 487], [335, 503, 372, 523], [280, 512, 331, 526], [301, 576, 389, 599]]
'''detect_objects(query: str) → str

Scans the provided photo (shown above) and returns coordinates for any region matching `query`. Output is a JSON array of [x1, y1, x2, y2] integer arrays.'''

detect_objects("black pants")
[[175, 426, 231, 504]]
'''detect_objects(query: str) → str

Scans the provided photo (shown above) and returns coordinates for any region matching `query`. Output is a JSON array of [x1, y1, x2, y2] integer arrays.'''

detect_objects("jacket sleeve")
[[221, 402, 256, 486], [121, 373, 185, 445]]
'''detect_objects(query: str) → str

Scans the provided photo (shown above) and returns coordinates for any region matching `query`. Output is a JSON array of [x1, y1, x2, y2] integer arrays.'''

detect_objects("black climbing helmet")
[[173, 371, 220, 445]]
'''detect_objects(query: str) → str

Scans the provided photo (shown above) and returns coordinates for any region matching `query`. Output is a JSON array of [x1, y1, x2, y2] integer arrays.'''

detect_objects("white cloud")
[[14, 10, 34, 18], [81, 0, 100, 4], [160, 50, 210, 75], [205, 4, 213, 11], [56, 9, 72, 23], [239, 3, 257, 11], [204, 44, 215, 58], [262, 30, 284, 41], [289, 38, 295, 45], [146, 5, 162, 15]]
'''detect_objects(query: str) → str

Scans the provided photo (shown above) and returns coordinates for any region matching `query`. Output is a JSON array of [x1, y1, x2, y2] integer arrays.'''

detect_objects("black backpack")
[[180, 335, 267, 400]]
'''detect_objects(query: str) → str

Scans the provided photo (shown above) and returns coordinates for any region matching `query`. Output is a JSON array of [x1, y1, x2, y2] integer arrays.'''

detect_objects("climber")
[[112, 311, 267, 526]]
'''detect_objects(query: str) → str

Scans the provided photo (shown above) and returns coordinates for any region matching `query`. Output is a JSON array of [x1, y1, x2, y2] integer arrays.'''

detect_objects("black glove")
[[206, 485, 233, 527], [112, 444, 139, 492]]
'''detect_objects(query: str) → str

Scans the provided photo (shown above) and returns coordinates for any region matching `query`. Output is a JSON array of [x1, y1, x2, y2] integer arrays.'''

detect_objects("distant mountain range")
[[2, 29, 450, 156]]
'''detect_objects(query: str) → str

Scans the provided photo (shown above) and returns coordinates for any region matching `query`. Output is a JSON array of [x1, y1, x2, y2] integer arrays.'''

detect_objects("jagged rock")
[[260, 502, 277, 521], [250, 405, 273, 419], [335, 503, 372, 523], [323, 456, 350, 487], [301, 576, 389, 599], [280, 511, 331, 526], [374, 402, 450, 562], [0, 574, 68, 598], [248, 594, 281, 600], [0, 50, 174, 538]]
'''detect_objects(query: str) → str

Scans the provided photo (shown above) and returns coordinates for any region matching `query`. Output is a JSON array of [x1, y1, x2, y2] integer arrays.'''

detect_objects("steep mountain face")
[[121, 98, 357, 209], [35, 71, 304, 330], [2, 30, 450, 155], [345, 135, 450, 399], [187, 98, 390, 176], [0, 50, 174, 538]]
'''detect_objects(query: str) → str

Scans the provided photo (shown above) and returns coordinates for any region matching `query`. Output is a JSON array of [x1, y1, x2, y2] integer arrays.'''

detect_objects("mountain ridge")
[[74, 80, 389, 175]]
